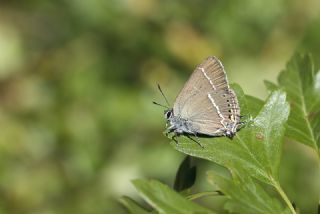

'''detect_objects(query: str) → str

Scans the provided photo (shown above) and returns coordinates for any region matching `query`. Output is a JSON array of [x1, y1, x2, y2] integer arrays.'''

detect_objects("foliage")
[[123, 53, 320, 214], [207, 171, 290, 214], [173, 155, 196, 192], [130, 179, 216, 214], [278, 54, 320, 157], [120, 197, 152, 214], [1, 1, 320, 213]]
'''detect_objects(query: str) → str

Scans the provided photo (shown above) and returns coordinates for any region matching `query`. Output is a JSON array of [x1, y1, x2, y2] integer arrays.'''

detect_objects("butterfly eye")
[[165, 110, 172, 119]]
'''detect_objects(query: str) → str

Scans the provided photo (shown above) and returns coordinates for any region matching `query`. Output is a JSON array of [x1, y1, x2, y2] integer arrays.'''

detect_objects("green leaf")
[[170, 89, 297, 213], [171, 90, 289, 185], [264, 80, 279, 92], [120, 196, 151, 214], [244, 95, 264, 118], [132, 179, 216, 214], [186, 191, 224, 201], [173, 156, 196, 192], [277, 53, 320, 155], [231, 83, 264, 118], [207, 171, 291, 214]]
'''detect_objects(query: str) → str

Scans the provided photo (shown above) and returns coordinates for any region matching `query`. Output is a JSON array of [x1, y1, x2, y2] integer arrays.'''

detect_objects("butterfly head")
[[164, 109, 191, 136]]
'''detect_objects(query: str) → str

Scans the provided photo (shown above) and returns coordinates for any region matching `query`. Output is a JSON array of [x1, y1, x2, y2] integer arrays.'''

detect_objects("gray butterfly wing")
[[191, 90, 240, 135], [175, 89, 240, 136], [177, 91, 226, 136], [173, 56, 240, 136], [173, 56, 230, 115]]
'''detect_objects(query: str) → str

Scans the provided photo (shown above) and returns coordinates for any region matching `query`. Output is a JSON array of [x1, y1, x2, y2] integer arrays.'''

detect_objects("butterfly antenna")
[[157, 83, 170, 106], [152, 101, 169, 109]]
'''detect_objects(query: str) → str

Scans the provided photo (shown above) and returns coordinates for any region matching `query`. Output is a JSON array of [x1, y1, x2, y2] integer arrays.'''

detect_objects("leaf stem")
[[186, 191, 222, 200], [273, 182, 296, 214]]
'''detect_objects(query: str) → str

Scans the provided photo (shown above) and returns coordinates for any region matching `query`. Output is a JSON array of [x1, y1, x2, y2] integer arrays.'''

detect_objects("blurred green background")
[[1, 0, 320, 213]]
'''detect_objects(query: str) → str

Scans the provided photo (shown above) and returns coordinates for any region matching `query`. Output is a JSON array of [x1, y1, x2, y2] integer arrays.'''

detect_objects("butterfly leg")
[[164, 130, 179, 145], [193, 132, 204, 148], [172, 135, 179, 144], [187, 134, 204, 148]]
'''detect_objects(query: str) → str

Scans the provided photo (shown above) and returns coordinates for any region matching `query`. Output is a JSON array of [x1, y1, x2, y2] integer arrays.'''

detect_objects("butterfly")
[[154, 57, 241, 145]]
